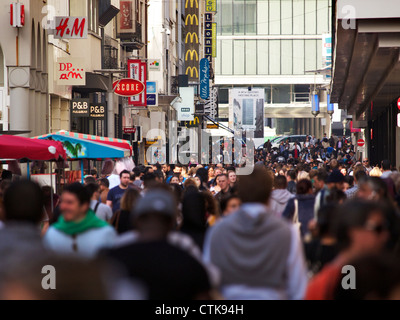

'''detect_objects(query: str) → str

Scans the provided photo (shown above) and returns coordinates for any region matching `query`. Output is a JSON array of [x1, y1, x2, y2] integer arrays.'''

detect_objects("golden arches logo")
[[186, 66, 198, 78], [185, 0, 198, 8], [185, 14, 198, 26], [185, 50, 198, 61], [185, 32, 199, 44]]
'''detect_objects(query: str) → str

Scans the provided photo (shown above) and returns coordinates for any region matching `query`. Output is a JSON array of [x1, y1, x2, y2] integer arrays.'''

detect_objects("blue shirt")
[[107, 185, 126, 213]]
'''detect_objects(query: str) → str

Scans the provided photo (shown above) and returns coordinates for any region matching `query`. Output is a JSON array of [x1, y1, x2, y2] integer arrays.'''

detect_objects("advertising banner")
[[229, 89, 265, 139]]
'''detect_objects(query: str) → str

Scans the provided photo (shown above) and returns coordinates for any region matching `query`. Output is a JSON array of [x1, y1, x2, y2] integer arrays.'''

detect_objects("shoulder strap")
[[293, 199, 299, 223], [94, 201, 101, 214]]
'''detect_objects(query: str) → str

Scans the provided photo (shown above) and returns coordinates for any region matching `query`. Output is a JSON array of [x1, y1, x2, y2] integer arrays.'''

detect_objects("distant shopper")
[[106, 170, 130, 213]]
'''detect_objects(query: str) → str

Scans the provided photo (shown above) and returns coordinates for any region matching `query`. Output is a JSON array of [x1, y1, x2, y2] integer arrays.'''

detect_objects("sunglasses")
[[364, 222, 388, 234]]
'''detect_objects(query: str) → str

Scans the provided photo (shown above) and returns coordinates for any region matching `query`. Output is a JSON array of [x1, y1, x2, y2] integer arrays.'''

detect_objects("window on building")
[[218, 88, 229, 104], [233, 40, 245, 75], [233, 0, 245, 34], [272, 85, 291, 104], [87, 0, 99, 34], [221, 0, 233, 34], [245, 0, 257, 34], [242, 99, 254, 125]]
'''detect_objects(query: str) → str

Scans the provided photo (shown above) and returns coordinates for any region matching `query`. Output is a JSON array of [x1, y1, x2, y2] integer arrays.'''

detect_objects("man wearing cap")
[[102, 189, 214, 300]]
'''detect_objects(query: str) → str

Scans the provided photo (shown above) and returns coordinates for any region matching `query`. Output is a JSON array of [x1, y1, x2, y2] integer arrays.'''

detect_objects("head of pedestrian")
[[381, 160, 391, 172], [335, 200, 389, 257], [85, 183, 100, 201], [356, 176, 389, 202], [59, 183, 91, 222], [238, 166, 273, 206], [131, 189, 177, 241], [98, 178, 109, 191], [216, 174, 230, 193], [3, 180, 44, 225], [119, 170, 131, 188], [327, 169, 345, 191]]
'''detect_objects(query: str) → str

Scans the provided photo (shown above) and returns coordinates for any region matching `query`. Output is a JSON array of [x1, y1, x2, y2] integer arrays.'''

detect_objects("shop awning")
[[35, 131, 131, 160]]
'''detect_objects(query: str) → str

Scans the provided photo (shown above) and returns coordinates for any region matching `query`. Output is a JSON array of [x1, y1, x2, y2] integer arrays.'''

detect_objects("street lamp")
[[311, 91, 320, 117]]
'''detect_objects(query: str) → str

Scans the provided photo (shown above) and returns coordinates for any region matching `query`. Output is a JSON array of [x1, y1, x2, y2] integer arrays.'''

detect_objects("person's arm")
[[286, 225, 308, 300], [282, 198, 295, 220], [106, 189, 113, 208]]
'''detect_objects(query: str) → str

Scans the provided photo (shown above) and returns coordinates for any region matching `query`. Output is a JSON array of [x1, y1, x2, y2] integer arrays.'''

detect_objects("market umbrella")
[[0, 135, 66, 161]]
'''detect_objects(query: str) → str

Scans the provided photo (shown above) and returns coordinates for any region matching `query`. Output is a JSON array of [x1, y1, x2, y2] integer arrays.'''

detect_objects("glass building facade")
[[215, 0, 332, 76]]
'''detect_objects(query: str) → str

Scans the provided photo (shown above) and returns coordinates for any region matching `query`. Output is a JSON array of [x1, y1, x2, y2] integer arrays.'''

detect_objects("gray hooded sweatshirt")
[[268, 189, 295, 218]]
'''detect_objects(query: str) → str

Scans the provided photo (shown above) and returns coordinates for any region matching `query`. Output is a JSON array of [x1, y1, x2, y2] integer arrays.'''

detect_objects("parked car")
[[271, 135, 309, 149]]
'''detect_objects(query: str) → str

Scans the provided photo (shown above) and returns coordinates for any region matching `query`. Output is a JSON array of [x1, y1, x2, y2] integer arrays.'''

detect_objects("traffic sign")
[[124, 127, 136, 134], [357, 139, 365, 147]]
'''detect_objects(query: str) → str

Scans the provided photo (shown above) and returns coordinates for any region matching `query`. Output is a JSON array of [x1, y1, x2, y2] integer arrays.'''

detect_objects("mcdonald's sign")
[[185, 0, 198, 8], [185, 32, 199, 43], [186, 66, 199, 78], [184, 116, 202, 128], [185, 50, 199, 61], [185, 0, 199, 81], [185, 14, 198, 26]]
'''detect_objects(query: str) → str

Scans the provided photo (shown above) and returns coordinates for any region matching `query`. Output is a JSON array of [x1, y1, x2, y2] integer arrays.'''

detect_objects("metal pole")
[[80, 160, 84, 184], [50, 161, 54, 213], [107, 73, 114, 138], [27, 161, 30, 180], [197, 119, 202, 164]]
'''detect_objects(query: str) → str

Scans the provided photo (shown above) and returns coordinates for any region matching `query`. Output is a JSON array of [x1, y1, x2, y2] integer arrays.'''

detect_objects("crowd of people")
[[1, 132, 400, 300]]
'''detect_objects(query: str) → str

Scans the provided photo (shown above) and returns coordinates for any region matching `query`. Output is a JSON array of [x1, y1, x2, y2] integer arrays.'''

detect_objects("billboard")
[[174, 87, 194, 121], [229, 89, 264, 139]]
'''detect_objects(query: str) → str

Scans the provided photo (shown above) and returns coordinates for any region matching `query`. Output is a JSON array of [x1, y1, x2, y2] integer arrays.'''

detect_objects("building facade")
[[215, 0, 334, 142]]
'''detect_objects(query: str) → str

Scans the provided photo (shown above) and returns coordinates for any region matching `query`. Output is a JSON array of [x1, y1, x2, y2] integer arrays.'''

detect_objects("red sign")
[[113, 79, 145, 97], [397, 97, 400, 110], [10, 3, 24, 27], [357, 139, 365, 147], [120, 1, 133, 29], [124, 127, 137, 134], [128, 59, 147, 107], [54, 17, 88, 39]]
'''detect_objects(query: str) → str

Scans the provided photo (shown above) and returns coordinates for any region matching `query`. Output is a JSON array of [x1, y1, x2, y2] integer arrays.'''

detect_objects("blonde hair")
[[369, 167, 382, 177], [297, 171, 310, 181]]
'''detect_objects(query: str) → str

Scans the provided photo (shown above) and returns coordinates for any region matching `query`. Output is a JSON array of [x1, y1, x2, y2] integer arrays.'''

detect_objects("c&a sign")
[[56, 58, 86, 86]]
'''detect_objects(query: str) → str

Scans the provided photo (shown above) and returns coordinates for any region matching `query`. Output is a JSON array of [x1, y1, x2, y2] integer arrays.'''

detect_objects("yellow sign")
[[207, 123, 219, 129], [185, 49, 199, 61], [212, 23, 217, 57], [206, 0, 216, 12], [186, 66, 199, 78], [185, 32, 199, 43], [185, 0, 198, 8], [185, 14, 198, 26]]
